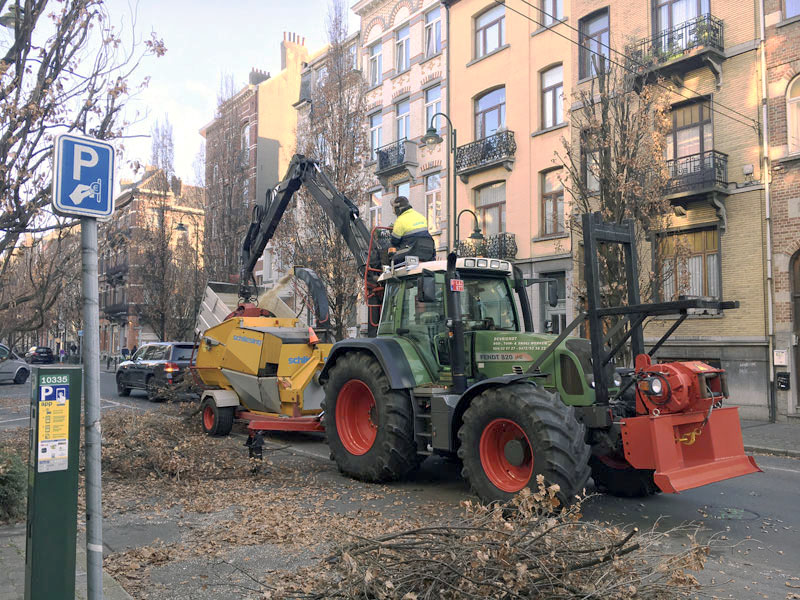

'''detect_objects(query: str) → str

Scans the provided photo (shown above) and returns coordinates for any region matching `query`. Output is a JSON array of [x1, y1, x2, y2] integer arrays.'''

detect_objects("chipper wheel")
[[589, 455, 659, 497], [201, 396, 234, 437], [322, 352, 418, 482], [458, 383, 591, 506]]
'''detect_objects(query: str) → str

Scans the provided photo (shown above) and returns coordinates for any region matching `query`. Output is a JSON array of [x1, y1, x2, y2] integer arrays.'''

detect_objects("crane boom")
[[238, 154, 374, 301]]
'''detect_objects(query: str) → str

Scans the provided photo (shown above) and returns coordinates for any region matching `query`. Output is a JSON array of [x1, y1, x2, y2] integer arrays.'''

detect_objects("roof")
[[377, 257, 514, 282]]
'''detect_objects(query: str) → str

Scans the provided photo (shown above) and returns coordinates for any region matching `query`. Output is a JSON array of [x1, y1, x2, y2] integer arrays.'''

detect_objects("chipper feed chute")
[[620, 355, 761, 494]]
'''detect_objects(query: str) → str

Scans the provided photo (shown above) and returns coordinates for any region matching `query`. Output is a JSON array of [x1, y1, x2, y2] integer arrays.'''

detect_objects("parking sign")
[[52, 133, 115, 218]]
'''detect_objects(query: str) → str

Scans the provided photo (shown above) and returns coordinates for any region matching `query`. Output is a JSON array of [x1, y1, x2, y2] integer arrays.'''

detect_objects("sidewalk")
[[0, 524, 131, 600], [741, 419, 800, 458]]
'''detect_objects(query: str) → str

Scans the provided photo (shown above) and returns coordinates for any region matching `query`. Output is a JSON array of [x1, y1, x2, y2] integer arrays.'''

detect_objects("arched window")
[[787, 76, 800, 154], [475, 87, 505, 139]]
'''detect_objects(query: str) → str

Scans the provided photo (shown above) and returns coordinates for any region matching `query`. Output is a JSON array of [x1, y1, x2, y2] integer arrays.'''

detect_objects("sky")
[[106, 0, 355, 185]]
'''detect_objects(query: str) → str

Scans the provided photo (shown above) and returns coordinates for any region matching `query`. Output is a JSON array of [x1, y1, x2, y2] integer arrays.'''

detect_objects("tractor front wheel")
[[201, 397, 234, 437], [458, 383, 591, 506], [589, 455, 659, 497], [322, 352, 417, 482]]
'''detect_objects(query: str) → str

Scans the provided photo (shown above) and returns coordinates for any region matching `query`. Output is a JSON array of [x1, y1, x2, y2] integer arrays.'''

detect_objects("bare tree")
[[0, 0, 165, 334], [150, 115, 175, 178], [558, 62, 673, 311], [203, 74, 251, 282], [273, 0, 370, 339]]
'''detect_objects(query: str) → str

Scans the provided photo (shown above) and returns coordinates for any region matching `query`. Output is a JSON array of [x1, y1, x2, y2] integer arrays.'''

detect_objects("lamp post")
[[456, 208, 485, 246], [421, 112, 457, 253]]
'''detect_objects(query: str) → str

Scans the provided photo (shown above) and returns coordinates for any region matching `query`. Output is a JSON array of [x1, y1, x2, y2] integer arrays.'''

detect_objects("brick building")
[[765, 0, 800, 419], [570, 0, 770, 418]]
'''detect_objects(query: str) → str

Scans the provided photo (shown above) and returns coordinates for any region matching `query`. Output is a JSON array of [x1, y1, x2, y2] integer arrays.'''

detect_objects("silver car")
[[0, 344, 30, 384]]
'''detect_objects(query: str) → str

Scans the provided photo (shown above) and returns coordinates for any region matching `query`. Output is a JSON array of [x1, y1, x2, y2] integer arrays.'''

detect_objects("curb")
[[744, 444, 800, 459]]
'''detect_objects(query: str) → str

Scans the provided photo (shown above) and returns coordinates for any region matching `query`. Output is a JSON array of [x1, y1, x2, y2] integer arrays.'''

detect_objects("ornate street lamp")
[[422, 112, 457, 253]]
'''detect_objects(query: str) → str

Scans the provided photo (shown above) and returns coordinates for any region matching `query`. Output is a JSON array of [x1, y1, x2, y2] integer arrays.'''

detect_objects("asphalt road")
[[2, 371, 798, 598]]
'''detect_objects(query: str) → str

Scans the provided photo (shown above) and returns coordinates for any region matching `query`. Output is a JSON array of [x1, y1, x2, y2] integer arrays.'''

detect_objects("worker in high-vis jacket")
[[389, 196, 435, 263]]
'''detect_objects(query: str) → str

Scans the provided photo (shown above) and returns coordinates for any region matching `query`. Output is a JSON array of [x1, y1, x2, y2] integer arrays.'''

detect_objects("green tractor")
[[319, 213, 759, 504]]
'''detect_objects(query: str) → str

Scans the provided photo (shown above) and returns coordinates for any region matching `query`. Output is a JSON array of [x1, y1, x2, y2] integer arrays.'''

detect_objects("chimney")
[[281, 31, 306, 70], [249, 68, 270, 85]]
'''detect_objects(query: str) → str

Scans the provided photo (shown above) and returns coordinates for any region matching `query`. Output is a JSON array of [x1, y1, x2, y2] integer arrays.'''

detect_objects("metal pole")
[[451, 128, 457, 250], [80, 217, 103, 600]]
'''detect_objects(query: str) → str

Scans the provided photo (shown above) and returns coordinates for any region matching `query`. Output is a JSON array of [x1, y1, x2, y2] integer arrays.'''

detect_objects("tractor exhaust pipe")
[[446, 252, 467, 394]]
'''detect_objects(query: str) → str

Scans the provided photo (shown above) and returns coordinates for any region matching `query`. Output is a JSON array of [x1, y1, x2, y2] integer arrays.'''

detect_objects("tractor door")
[[396, 275, 448, 379]]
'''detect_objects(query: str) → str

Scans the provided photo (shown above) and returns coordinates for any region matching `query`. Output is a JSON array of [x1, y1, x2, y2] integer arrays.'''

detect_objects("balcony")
[[666, 150, 728, 196], [456, 233, 517, 260], [626, 15, 724, 85], [375, 139, 418, 188], [455, 131, 516, 183], [102, 302, 129, 319], [105, 262, 128, 284]]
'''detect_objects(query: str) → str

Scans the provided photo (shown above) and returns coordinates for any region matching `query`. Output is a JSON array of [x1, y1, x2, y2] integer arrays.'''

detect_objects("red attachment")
[[364, 226, 392, 329], [634, 354, 727, 415], [224, 303, 275, 320], [238, 411, 325, 432], [307, 327, 319, 346], [479, 418, 534, 493], [335, 380, 378, 455], [164, 362, 180, 373], [620, 406, 761, 493]]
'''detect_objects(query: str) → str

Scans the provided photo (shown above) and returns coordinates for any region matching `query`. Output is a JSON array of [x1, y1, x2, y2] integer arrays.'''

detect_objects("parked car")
[[25, 346, 54, 364], [115, 342, 197, 401], [0, 344, 30, 384]]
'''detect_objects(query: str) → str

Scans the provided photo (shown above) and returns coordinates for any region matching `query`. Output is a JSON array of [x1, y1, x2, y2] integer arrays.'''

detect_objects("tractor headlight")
[[612, 371, 623, 387], [649, 377, 663, 395], [587, 375, 595, 389]]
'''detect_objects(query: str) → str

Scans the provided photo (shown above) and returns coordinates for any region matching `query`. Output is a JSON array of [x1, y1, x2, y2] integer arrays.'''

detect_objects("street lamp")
[[421, 112, 457, 253], [456, 208, 485, 255]]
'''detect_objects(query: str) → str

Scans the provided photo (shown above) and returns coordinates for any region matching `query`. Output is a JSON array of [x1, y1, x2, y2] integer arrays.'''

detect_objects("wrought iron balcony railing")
[[627, 14, 723, 71], [455, 131, 517, 178], [105, 262, 128, 283], [666, 150, 728, 195], [376, 139, 413, 174], [456, 232, 517, 260], [102, 302, 128, 316]]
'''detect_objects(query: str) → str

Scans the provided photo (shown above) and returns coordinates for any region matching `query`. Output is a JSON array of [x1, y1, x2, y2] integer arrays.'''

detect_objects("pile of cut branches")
[[275, 477, 708, 599], [101, 409, 257, 482]]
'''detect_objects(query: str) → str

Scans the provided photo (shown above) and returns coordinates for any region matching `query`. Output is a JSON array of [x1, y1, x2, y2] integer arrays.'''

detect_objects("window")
[[396, 181, 410, 199], [316, 65, 328, 87], [396, 24, 410, 72], [541, 65, 563, 129], [425, 8, 442, 56], [348, 44, 358, 70], [241, 123, 250, 152], [396, 99, 410, 140], [789, 0, 800, 18], [542, 0, 564, 26], [369, 112, 383, 160], [788, 77, 800, 153], [475, 181, 505, 235], [369, 42, 382, 86], [369, 190, 382, 229], [425, 173, 442, 231], [579, 9, 609, 79], [655, 0, 709, 33], [666, 99, 712, 161], [475, 87, 505, 139], [541, 169, 564, 235], [475, 5, 505, 58], [659, 228, 719, 300], [425, 85, 442, 133]]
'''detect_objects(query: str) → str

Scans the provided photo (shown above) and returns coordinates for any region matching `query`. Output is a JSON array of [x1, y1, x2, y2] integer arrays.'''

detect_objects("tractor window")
[[378, 282, 401, 335], [459, 277, 518, 331], [400, 278, 445, 333]]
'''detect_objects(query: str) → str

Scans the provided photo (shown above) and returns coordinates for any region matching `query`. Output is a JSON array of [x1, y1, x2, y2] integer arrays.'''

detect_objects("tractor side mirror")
[[418, 274, 437, 303], [548, 281, 559, 307]]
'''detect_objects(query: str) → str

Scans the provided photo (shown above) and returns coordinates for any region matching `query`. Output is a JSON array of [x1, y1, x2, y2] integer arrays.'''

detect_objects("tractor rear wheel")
[[201, 397, 234, 437], [458, 383, 591, 506], [589, 455, 659, 497], [322, 352, 417, 483]]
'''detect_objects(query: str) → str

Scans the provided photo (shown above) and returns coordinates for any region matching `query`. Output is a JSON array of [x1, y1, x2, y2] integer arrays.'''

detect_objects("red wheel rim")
[[479, 418, 534, 493], [203, 405, 215, 431], [336, 380, 377, 455]]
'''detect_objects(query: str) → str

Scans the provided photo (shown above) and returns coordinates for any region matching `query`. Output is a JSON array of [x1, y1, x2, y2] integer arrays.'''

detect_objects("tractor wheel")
[[458, 383, 591, 506], [322, 352, 417, 483], [201, 397, 234, 437], [14, 369, 28, 385], [589, 455, 659, 497], [116, 374, 130, 397]]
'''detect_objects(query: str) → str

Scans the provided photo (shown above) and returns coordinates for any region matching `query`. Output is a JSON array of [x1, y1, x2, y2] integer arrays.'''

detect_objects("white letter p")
[[73, 145, 99, 180]]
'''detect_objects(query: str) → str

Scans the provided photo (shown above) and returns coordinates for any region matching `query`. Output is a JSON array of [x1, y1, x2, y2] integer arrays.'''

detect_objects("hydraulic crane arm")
[[239, 154, 374, 301]]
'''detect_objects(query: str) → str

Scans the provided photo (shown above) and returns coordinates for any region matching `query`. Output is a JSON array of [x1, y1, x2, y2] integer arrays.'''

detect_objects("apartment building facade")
[[765, 0, 800, 419], [354, 0, 450, 252], [571, 0, 769, 418], [445, 0, 574, 333]]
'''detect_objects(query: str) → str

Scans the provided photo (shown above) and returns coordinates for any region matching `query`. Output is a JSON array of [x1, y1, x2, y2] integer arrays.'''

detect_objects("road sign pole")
[[81, 217, 103, 600]]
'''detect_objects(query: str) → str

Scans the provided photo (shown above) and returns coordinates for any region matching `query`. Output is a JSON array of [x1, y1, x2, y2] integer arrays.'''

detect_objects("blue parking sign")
[[52, 133, 115, 218]]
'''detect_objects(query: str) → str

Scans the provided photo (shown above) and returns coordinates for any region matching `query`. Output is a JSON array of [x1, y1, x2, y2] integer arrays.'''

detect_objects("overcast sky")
[[107, 0, 353, 185]]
